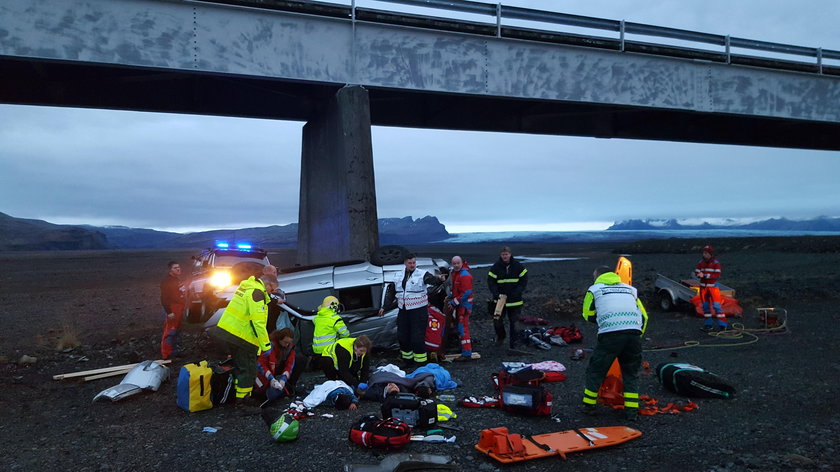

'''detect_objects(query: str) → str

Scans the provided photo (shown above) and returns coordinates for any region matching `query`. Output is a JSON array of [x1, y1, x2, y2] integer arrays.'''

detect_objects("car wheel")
[[187, 302, 204, 323], [371, 245, 409, 265], [658, 291, 674, 311], [200, 301, 216, 323]]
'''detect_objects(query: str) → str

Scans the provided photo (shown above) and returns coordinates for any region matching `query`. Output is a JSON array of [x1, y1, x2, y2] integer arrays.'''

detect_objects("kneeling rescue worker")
[[209, 274, 277, 404], [580, 266, 648, 421], [320, 336, 372, 395], [312, 296, 350, 356]]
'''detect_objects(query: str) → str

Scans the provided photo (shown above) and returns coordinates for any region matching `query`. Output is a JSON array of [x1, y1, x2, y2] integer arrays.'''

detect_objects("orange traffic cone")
[[598, 359, 624, 406]]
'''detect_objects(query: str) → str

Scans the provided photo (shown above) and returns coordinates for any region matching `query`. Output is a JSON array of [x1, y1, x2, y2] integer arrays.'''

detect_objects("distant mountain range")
[[607, 217, 840, 231], [0, 212, 108, 250], [0, 212, 449, 251], [5, 211, 840, 251]]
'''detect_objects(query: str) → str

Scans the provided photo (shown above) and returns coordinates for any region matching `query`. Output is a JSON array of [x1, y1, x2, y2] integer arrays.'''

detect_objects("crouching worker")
[[580, 266, 648, 421], [301, 379, 359, 411], [208, 274, 277, 405], [320, 336, 372, 396], [254, 328, 296, 405]]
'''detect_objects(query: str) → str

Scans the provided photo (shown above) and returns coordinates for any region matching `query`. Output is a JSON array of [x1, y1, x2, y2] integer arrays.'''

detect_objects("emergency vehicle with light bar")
[[186, 242, 270, 323]]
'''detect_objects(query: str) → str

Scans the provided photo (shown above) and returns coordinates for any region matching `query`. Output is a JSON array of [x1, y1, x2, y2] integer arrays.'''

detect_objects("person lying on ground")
[[359, 369, 436, 402], [300, 379, 359, 411]]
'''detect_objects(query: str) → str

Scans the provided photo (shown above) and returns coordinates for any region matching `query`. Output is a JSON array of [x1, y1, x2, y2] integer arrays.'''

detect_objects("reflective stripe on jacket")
[[394, 268, 430, 310], [487, 257, 528, 307], [312, 306, 350, 354], [694, 258, 722, 287], [582, 272, 648, 335], [216, 276, 272, 352]]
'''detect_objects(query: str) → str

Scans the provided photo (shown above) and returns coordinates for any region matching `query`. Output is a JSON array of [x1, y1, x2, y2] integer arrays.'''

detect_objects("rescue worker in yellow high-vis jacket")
[[320, 336, 372, 392], [579, 266, 648, 421], [312, 296, 350, 355], [209, 275, 277, 401]]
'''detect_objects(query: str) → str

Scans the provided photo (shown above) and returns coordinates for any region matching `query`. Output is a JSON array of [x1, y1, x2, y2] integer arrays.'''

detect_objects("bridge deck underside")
[[3, 57, 839, 150]]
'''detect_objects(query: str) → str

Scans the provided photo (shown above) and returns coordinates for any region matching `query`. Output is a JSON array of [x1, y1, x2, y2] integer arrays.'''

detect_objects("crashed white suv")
[[206, 246, 448, 351]]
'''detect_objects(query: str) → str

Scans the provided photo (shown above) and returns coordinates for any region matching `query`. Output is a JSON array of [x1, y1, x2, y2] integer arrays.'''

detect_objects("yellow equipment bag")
[[176, 360, 213, 412]]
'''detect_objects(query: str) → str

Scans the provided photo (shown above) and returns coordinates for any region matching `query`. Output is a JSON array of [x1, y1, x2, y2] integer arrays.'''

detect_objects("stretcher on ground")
[[475, 426, 642, 463]]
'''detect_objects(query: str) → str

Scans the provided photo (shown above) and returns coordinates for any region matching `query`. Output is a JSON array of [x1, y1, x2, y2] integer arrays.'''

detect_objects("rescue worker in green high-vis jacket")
[[312, 295, 350, 355], [580, 266, 648, 421], [209, 275, 277, 401]]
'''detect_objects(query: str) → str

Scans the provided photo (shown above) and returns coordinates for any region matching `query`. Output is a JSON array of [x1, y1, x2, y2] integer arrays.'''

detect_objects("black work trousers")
[[584, 329, 643, 405], [207, 326, 258, 399], [397, 306, 428, 362], [493, 305, 521, 349]]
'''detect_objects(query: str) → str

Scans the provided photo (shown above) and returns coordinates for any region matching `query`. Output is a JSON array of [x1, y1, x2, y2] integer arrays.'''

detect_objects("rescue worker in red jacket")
[[255, 328, 296, 403], [695, 245, 728, 330], [160, 261, 185, 360], [448, 255, 474, 359], [209, 275, 276, 402]]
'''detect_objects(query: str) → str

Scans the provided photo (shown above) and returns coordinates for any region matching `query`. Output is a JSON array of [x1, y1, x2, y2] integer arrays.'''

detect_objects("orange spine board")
[[476, 426, 642, 464]]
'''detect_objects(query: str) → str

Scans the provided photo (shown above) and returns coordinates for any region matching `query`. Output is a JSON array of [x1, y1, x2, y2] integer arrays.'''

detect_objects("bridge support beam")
[[297, 85, 379, 265]]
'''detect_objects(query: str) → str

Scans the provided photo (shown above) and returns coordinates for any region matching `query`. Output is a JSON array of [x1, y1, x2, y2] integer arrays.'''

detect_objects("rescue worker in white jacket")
[[379, 253, 444, 365], [580, 266, 648, 421]]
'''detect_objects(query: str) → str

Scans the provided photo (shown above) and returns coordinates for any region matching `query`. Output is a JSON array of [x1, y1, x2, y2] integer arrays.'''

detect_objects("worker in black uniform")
[[487, 246, 528, 351]]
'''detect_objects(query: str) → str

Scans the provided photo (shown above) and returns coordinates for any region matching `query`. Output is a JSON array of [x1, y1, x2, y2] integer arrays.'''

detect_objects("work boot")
[[624, 408, 639, 422], [701, 320, 715, 332], [716, 322, 731, 331], [579, 404, 597, 416], [235, 396, 262, 415]]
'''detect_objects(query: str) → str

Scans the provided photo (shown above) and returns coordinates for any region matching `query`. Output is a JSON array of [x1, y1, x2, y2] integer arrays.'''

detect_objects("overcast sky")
[[1, 0, 839, 233]]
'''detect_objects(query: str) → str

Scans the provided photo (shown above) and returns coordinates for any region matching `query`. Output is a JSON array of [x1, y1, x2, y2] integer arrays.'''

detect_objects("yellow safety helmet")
[[321, 295, 340, 311]]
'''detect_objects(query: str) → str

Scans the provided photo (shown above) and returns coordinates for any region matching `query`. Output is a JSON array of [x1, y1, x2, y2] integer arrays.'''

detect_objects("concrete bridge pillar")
[[297, 85, 379, 265]]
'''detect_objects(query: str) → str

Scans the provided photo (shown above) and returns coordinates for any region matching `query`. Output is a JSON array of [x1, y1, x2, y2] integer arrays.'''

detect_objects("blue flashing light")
[[216, 242, 230, 248], [237, 243, 253, 250]]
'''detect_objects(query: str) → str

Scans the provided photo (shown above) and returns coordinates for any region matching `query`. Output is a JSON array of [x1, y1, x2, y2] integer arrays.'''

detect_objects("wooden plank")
[[53, 360, 170, 380], [443, 352, 481, 361], [493, 295, 507, 319], [84, 368, 133, 382]]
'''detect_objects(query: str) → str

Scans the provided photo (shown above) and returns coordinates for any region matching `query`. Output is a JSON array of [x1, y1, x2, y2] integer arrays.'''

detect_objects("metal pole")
[[817, 47, 823, 74], [351, 0, 357, 83], [496, 3, 502, 38], [725, 35, 731, 64], [619, 20, 625, 52]]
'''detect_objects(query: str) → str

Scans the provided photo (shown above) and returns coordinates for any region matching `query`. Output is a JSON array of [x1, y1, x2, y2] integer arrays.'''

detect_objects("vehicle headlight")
[[208, 271, 233, 289]]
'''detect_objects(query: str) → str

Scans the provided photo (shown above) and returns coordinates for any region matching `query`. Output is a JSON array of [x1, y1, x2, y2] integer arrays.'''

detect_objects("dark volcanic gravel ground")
[[1, 238, 839, 472]]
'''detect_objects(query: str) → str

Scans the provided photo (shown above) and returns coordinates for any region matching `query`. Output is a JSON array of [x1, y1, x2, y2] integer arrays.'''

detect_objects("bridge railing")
[[195, 0, 840, 75]]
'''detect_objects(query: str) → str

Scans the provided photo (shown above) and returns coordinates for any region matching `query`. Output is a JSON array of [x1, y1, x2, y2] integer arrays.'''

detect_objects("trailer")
[[654, 274, 736, 311]]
